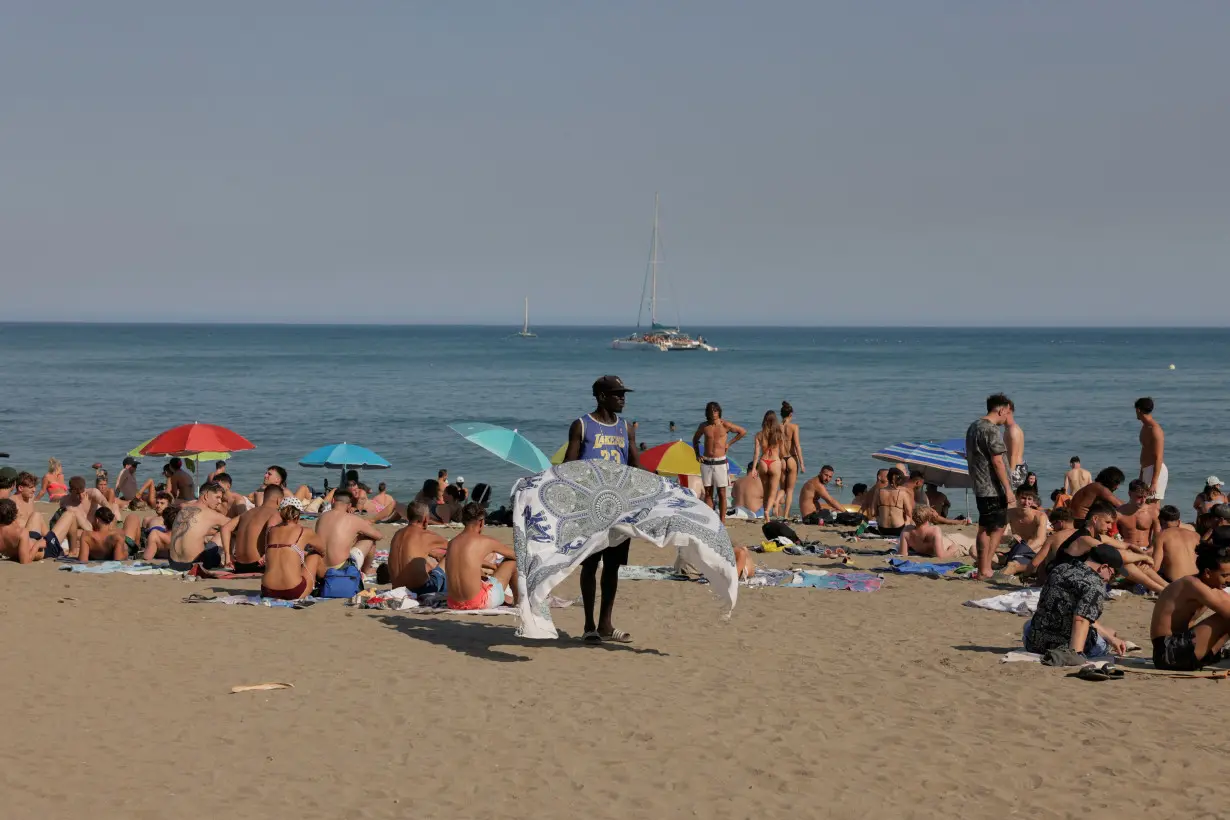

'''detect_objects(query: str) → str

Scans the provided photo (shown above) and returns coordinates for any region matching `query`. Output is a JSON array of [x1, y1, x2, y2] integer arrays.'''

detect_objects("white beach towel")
[[964, 588, 1041, 616], [512, 461, 738, 639]]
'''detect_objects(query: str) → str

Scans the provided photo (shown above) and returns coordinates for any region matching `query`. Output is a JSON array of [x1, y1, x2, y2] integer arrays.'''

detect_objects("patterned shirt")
[[1025, 561, 1106, 654], [965, 418, 1006, 498]]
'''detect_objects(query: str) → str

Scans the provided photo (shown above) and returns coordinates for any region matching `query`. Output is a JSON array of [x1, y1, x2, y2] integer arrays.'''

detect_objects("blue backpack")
[[317, 560, 363, 599]]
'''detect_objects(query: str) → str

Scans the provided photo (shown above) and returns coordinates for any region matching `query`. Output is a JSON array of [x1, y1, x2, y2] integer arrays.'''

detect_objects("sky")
[[2, 1, 1229, 326]]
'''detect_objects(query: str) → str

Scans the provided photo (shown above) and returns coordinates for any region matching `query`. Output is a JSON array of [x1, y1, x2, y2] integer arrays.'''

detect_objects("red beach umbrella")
[[139, 423, 256, 458]]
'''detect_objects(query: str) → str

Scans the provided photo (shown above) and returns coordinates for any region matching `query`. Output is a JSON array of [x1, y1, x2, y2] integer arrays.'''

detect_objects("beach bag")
[[802, 510, 837, 526], [834, 512, 865, 527], [317, 561, 363, 599], [470, 482, 493, 507], [762, 521, 801, 543]]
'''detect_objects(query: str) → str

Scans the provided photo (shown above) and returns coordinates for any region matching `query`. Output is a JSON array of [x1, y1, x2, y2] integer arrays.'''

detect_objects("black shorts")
[[582, 539, 630, 568], [1152, 630, 1226, 671], [976, 495, 1008, 532]]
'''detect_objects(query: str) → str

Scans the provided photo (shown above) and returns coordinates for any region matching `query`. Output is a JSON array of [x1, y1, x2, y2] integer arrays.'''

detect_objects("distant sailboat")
[[516, 297, 537, 338]]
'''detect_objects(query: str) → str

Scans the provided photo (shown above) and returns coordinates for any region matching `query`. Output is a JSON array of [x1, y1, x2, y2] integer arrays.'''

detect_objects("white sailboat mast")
[[523, 297, 529, 333], [650, 192, 659, 327]]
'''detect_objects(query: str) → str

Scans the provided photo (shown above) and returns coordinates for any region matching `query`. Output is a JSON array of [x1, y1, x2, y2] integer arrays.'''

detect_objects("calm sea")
[[2, 324, 1224, 513]]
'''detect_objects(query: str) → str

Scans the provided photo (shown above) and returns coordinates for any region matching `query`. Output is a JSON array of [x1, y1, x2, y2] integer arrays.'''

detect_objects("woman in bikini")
[[38, 458, 67, 502], [1194, 480, 1226, 516], [873, 467, 914, 537], [751, 411, 785, 521], [261, 497, 324, 600], [777, 401, 804, 518]]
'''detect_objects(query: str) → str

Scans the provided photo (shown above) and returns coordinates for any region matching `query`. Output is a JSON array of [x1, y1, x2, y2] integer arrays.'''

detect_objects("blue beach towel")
[[60, 561, 177, 576], [884, 558, 968, 577], [786, 570, 882, 592]]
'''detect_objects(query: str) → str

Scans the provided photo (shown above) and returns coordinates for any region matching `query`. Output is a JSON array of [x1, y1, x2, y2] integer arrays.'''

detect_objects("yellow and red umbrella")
[[637, 440, 701, 476]]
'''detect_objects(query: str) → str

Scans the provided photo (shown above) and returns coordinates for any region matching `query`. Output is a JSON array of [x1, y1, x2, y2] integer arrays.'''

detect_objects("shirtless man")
[[313, 488, 383, 576], [1135, 397, 1167, 500], [799, 466, 844, 521], [1117, 479, 1161, 553], [230, 484, 285, 573], [444, 503, 516, 610], [925, 483, 951, 518], [250, 465, 288, 507], [731, 464, 765, 518], [998, 487, 1050, 577], [213, 472, 253, 517], [167, 458, 196, 502], [1149, 537, 1230, 671], [1004, 412, 1027, 490], [1152, 505, 1201, 581], [385, 502, 449, 595], [0, 498, 72, 563], [72, 507, 127, 562], [691, 401, 747, 523], [121, 491, 173, 559], [898, 506, 976, 560], [167, 482, 235, 570], [1067, 467, 1125, 525], [1064, 457, 1091, 496], [1051, 500, 1166, 592]]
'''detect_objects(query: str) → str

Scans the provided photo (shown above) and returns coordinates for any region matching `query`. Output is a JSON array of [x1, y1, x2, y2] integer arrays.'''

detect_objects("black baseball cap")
[[0, 466, 17, 482], [1087, 544, 1124, 573], [592, 375, 633, 396], [123, 456, 140, 467]]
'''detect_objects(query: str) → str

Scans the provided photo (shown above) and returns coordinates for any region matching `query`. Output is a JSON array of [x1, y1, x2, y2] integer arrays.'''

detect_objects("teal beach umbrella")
[[449, 422, 551, 473]]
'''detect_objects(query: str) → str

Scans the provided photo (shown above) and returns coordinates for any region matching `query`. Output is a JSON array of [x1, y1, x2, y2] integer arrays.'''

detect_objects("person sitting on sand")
[[313, 488, 383, 577], [1024, 542, 1127, 658], [1067, 467, 1125, 526], [167, 482, 236, 570], [872, 468, 913, 536], [1152, 505, 1201, 582], [730, 463, 765, 519], [799, 465, 844, 522], [1049, 500, 1167, 592], [858, 469, 890, 519], [1149, 535, 1230, 671], [433, 484, 466, 524], [1022, 507, 1076, 583], [121, 491, 173, 559], [71, 507, 127, 562], [230, 484, 285, 573], [1050, 488, 1071, 511], [925, 483, 951, 518], [213, 473, 253, 517], [445, 503, 516, 611], [115, 457, 155, 505], [898, 506, 976, 560], [1118, 479, 1161, 550], [37, 458, 68, 502], [996, 487, 1051, 577], [166, 458, 196, 502], [260, 497, 324, 600], [0, 467, 15, 499], [206, 460, 228, 483], [384, 502, 449, 594], [365, 482, 402, 523], [0, 498, 69, 562]]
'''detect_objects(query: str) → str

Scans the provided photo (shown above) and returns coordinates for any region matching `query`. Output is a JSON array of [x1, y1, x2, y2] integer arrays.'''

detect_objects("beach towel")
[[965, 588, 1041, 616], [618, 565, 697, 582], [188, 566, 263, 580], [183, 593, 318, 609], [60, 561, 179, 576], [742, 568, 797, 587], [512, 461, 738, 639], [883, 558, 970, 577], [786, 570, 882, 592]]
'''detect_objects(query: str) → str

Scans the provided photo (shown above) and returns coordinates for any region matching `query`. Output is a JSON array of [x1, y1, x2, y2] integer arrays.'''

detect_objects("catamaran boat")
[[515, 297, 536, 338], [611, 195, 716, 352]]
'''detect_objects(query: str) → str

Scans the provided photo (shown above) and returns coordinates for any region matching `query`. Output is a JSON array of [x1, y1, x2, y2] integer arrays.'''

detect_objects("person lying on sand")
[[1049, 500, 1167, 593], [72, 507, 126, 561], [168, 482, 236, 571], [230, 485, 285, 573], [445, 503, 516, 611], [1152, 505, 1200, 582], [314, 489, 383, 577], [997, 488, 1050, 578], [1149, 535, 1230, 671], [260, 498, 324, 601], [121, 491, 173, 559], [1024, 543, 1126, 657], [385, 502, 449, 594], [898, 506, 975, 560]]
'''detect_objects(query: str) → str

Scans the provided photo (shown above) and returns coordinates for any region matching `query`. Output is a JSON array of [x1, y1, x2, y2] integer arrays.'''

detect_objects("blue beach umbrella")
[[449, 422, 551, 473], [871, 441, 971, 489], [299, 443, 392, 486]]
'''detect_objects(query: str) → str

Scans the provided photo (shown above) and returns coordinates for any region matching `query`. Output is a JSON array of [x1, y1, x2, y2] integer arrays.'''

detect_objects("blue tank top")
[[577, 415, 630, 464]]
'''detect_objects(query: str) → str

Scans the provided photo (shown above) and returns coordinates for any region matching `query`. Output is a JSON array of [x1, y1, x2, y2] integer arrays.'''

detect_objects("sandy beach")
[[1, 508, 1221, 820]]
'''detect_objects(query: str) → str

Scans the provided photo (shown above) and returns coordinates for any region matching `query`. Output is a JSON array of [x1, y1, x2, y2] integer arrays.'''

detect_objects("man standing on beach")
[[966, 394, 1016, 579], [1136, 397, 1167, 500], [565, 375, 639, 643], [1064, 457, 1091, 496], [691, 402, 746, 523], [1004, 411, 1027, 490]]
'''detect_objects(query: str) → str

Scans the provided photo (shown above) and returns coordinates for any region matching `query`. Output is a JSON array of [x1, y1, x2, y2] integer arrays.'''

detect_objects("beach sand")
[[1, 512, 1219, 819]]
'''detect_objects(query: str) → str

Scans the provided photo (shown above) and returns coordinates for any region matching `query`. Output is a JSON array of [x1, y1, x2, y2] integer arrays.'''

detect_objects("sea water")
[[3, 324, 1226, 513]]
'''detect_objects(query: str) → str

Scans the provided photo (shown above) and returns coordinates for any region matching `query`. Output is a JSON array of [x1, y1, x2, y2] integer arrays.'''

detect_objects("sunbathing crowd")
[[0, 460, 512, 610]]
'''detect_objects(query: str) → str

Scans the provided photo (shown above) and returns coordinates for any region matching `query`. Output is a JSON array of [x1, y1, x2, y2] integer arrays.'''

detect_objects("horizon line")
[[0, 320, 1228, 330]]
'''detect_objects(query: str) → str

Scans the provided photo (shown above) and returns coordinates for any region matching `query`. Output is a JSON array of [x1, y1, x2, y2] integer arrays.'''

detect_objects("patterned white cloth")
[[512, 461, 738, 639]]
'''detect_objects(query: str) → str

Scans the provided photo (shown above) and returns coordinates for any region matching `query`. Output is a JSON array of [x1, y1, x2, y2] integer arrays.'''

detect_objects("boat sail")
[[515, 297, 536, 338], [611, 195, 714, 352]]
